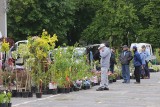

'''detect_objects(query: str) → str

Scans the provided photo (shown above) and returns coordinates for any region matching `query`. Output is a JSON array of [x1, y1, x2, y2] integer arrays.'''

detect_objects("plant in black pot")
[[48, 55, 58, 95], [113, 73, 117, 82], [0, 92, 6, 107], [50, 82, 57, 95], [64, 79, 71, 94], [32, 68, 43, 98], [82, 79, 91, 90], [28, 31, 58, 98], [114, 65, 122, 80], [0, 91, 12, 107], [25, 58, 35, 98], [57, 76, 65, 94], [42, 72, 49, 95], [6, 92, 12, 107], [108, 74, 113, 83], [52, 47, 72, 94], [13, 43, 33, 98]]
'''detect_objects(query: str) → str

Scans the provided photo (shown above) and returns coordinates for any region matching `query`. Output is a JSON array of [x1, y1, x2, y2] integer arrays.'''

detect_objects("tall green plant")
[[29, 30, 58, 92]]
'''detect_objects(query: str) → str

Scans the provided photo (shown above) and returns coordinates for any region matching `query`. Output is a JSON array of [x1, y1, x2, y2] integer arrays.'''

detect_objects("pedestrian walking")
[[110, 48, 116, 73], [96, 43, 111, 91], [119, 45, 133, 83], [133, 46, 142, 84]]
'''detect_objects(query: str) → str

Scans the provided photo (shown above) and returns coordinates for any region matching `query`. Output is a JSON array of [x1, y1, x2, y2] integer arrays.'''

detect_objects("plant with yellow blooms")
[[29, 30, 58, 93], [0, 39, 10, 52]]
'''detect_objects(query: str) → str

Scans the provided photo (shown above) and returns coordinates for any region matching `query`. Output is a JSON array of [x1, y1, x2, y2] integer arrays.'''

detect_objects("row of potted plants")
[[8, 30, 93, 98], [1, 30, 120, 99]]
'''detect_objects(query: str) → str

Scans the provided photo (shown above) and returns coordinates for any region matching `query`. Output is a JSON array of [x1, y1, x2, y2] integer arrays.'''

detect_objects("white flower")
[[4, 91, 6, 95]]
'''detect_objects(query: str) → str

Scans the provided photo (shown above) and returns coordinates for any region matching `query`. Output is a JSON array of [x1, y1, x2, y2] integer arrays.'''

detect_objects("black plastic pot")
[[12, 90, 17, 97], [47, 89, 53, 94], [52, 89, 57, 95], [36, 92, 42, 98], [58, 88, 65, 93], [28, 92, 33, 97], [31, 86, 37, 93], [65, 88, 70, 93], [87, 86, 90, 89], [91, 82, 96, 86], [42, 90, 48, 95], [0, 103, 8, 107], [16, 92, 22, 97], [113, 79, 117, 82], [22, 91, 29, 98], [73, 87, 79, 91], [8, 103, 12, 107], [70, 88, 73, 92], [97, 82, 100, 85], [120, 76, 123, 79], [109, 80, 113, 83], [82, 86, 87, 90], [116, 76, 121, 80], [83, 85, 90, 90]]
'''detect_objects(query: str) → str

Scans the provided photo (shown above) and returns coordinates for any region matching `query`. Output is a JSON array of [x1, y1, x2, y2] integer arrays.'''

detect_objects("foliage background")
[[7, 0, 160, 48]]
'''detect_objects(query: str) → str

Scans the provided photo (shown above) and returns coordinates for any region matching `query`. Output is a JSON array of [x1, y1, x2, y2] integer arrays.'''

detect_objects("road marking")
[[12, 94, 61, 107]]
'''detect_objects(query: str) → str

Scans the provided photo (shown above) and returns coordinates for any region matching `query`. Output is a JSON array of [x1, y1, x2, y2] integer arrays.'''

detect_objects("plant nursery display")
[[0, 30, 122, 100]]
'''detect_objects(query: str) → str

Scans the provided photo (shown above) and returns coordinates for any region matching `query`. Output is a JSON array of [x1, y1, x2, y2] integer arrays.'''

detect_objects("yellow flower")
[[1, 39, 9, 52]]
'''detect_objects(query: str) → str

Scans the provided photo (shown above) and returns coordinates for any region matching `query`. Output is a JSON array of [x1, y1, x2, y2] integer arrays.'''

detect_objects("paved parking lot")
[[12, 72, 160, 107]]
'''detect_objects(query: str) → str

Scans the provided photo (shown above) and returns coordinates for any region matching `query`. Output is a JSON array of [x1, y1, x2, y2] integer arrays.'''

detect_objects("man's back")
[[100, 47, 111, 68]]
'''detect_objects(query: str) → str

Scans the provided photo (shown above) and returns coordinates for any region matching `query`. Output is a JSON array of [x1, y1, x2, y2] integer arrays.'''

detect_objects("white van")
[[130, 43, 156, 61]]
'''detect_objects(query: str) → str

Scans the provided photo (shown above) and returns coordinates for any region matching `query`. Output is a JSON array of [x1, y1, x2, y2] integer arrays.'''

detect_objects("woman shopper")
[[133, 46, 142, 84]]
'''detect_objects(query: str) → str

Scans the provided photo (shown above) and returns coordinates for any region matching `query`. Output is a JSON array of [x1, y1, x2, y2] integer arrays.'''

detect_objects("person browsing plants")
[[96, 43, 111, 91], [133, 46, 142, 84], [119, 45, 133, 83]]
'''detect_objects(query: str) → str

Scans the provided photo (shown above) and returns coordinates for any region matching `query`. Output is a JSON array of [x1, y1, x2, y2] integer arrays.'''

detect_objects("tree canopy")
[[7, 0, 160, 48]]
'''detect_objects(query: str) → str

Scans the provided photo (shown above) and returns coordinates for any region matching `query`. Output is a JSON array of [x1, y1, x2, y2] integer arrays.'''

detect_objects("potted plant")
[[108, 74, 113, 83], [31, 63, 43, 98], [29, 30, 58, 98], [48, 62, 58, 95], [6, 92, 12, 107], [11, 44, 31, 98], [51, 47, 71, 94], [0, 92, 6, 107], [0, 91, 12, 107], [114, 65, 121, 80], [113, 73, 117, 82]]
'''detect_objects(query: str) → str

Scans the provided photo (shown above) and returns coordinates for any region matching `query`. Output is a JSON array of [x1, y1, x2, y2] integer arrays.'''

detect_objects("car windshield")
[[73, 48, 86, 58]]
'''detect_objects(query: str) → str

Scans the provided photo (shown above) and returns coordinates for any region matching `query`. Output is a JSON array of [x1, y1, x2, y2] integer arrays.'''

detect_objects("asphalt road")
[[12, 72, 160, 107]]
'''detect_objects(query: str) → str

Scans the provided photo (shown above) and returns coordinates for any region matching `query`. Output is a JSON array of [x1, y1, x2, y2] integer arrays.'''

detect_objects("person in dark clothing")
[[110, 48, 116, 73], [133, 46, 142, 84], [119, 45, 133, 83]]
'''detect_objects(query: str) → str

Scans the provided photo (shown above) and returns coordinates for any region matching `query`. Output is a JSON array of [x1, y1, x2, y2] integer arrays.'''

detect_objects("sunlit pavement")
[[12, 72, 160, 107]]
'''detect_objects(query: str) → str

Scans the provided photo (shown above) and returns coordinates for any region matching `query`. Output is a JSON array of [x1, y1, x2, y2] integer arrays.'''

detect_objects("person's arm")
[[128, 51, 133, 61], [113, 54, 117, 64], [145, 51, 150, 62], [100, 48, 110, 58], [136, 53, 142, 65], [140, 53, 145, 68], [119, 53, 122, 62]]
